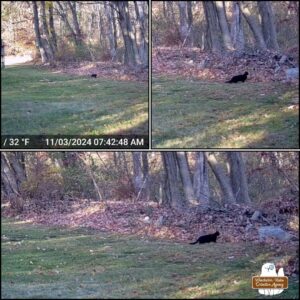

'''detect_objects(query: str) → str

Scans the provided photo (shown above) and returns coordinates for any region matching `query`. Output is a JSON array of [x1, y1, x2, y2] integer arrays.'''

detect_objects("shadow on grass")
[[2, 218, 298, 299], [152, 77, 299, 148], [1, 65, 148, 135]]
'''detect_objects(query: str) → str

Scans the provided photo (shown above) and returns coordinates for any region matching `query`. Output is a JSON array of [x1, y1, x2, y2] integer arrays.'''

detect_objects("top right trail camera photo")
[[151, 1, 299, 149]]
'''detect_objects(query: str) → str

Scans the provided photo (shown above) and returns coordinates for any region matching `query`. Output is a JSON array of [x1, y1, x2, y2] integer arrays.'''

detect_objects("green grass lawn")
[[1, 65, 148, 135], [2, 218, 298, 299], [152, 77, 299, 148]]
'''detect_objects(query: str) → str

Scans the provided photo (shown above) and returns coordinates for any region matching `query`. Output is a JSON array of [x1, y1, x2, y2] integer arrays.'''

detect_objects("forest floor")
[[1, 65, 148, 135], [2, 218, 299, 299], [152, 47, 299, 148], [152, 76, 298, 148]]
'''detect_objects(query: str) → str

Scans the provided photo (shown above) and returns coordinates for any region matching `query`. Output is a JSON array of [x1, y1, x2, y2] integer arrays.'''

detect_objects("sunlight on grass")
[[11, 220, 35, 225], [152, 77, 299, 148], [176, 278, 244, 298], [1, 65, 148, 135], [2, 218, 298, 299], [101, 105, 148, 134]]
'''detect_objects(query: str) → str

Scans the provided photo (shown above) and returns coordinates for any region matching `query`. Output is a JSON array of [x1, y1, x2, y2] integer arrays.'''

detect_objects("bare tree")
[[132, 152, 143, 197], [75, 153, 102, 201], [142, 152, 150, 200], [193, 152, 210, 207], [162, 152, 185, 210], [239, 2, 267, 50], [105, 1, 117, 60], [67, 1, 82, 43], [115, 1, 141, 67], [1, 153, 26, 196], [227, 152, 251, 203], [48, 2, 57, 51], [258, 1, 279, 50], [215, 1, 233, 51], [98, 2, 107, 51], [178, 1, 192, 46], [134, 1, 148, 66], [203, 1, 222, 53], [230, 1, 245, 52], [32, 1, 49, 64], [55, 1, 81, 46], [1, 153, 26, 212], [40, 1, 55, 60], [176, 152, 196, 205], [205, 152, 235, 204]]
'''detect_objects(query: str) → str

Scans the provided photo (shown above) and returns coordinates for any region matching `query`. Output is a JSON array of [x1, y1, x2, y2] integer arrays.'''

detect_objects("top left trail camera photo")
[[1, 1, 149, 150]]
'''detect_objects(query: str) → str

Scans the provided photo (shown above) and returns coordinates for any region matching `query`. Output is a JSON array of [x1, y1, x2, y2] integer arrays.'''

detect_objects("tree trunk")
[[162, 152, 185, 210], [187, 1, 194, 46], [258, 1, 279, 50], [134, 1, 148, 66], [113, 152, 118, 167], [32, 1, 48, 63], [40, 1, 55, 62], [132, 152, 143, 197], [176, 152, 196, 205], [75, 153, 102, 201], [1, 152, 26, 211], [142, 152, 150, 201], [193, 152, 210, 207], [116, 1, 141, 67], [178, 1, 192, 46], [239, 2, 267, 50], [111, 3, 118, 51], [203, 1, 222, 53], [215, 1, 233, 51], [67, 1, 82, 42], [230, 1, 245, 52], [105, 1, 117, 60], [9, 153, 26, 184], [98, 2, 107, 50], [269, 153, 299, 192], [55, 1, 80, 46], [1, 152, 26, 198], [48, 2, 58, 50], [227, 152, 251, 203], [166, 1, 177, 25], [205, 152, 235, 204], [162, 1, 167, 18]]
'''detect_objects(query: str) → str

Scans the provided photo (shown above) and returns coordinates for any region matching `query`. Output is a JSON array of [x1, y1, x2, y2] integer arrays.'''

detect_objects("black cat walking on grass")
[[190, 231, 220, 245], [226, 72, 248, 83]]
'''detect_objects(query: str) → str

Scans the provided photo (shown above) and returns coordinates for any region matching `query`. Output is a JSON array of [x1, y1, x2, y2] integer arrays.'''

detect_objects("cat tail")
[[189, 241, 198, 245]]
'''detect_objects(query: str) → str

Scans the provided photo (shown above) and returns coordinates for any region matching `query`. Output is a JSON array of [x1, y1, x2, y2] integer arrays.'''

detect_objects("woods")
[[2, 1, 148, 68], [2, 151, 298, 213], [153, 1, 296, 54]]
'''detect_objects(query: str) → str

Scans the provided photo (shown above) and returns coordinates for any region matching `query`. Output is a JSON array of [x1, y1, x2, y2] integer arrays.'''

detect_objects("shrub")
[[61, 166, 96, 199], [20, 165, 64, 210]]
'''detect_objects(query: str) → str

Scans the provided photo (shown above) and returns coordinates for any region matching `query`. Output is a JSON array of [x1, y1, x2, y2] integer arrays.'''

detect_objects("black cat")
[[190, 231, 220, 245], [226, 72, 248, 83]]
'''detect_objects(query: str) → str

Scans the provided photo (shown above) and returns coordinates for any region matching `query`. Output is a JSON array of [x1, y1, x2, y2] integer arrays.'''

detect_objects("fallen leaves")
[[153, 46, 298, 83], [49, 61, 148, 82]]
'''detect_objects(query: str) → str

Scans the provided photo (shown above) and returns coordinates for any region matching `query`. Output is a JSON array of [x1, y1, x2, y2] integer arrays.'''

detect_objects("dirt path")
[[4, 55, 33, 66]]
